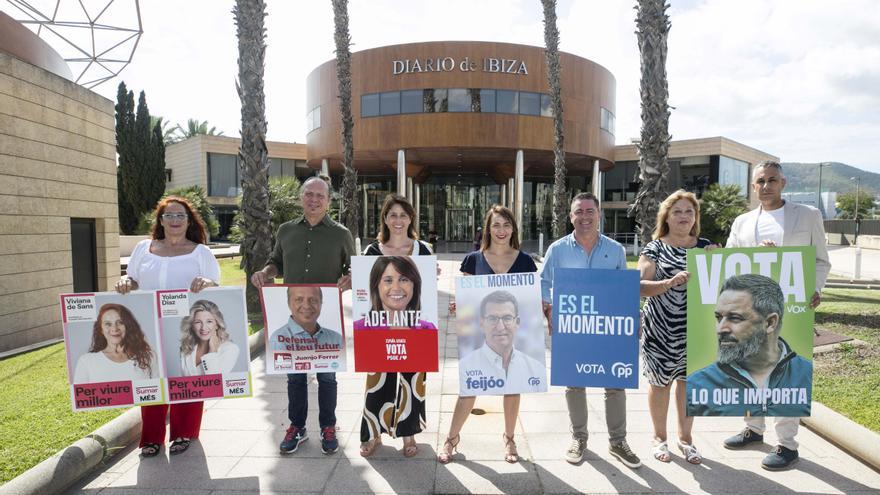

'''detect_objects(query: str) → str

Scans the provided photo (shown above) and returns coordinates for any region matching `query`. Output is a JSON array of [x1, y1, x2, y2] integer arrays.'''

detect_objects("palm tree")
[[233, 0, 272, 313], [150, 116, 177, 145], [332, 0, 359, 237], [173, 118, 225, 142], [629, 0, 672, 245], [542, 0, 567, 238]]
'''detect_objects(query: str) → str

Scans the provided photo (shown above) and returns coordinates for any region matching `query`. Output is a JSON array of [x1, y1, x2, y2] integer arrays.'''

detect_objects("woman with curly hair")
[[74, 303, 156, 382], [115, 196, 220, 457], [179, 300, 240, 376]]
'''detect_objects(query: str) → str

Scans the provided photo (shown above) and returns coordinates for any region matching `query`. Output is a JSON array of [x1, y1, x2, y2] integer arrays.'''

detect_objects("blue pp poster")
[[550, 268, 640, 388]]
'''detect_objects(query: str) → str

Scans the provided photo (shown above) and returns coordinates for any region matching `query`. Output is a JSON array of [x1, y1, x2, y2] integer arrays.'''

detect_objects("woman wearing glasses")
[[116, 196, 220, 457], [438, 205, 537, 464]]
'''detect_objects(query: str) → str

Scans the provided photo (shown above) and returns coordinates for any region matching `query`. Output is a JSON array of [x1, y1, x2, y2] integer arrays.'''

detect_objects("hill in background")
[[781, 162, 880, 195]]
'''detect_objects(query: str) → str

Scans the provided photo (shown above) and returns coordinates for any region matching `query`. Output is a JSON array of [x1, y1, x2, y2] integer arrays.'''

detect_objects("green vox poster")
[[686, 246, 815, 416]]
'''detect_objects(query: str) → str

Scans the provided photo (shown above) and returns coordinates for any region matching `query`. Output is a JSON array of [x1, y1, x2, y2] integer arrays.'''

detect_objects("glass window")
[[496, 90, 518, 114], [541, 94, 553, 117], [380, 91, 400, 115], [448, 89, 470, 112], [479, 89, 495, 113], [208, 153, 239, 197], [718, 156, 749, 197], [519, 92, 540, 115], [432, 88, 448, 112], [401, 89, 422, 113], [600, 107, 615, 135], [361, 93, 379, 117], [269, 158, 281, 177]]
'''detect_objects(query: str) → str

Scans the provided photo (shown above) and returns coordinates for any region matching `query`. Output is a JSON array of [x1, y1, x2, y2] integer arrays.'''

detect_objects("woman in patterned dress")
[[638, 190, 712, 465], [359, 194, 432, 458]]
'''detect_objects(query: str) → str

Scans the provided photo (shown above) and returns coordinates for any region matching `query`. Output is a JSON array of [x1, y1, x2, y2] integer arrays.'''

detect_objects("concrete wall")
[[0, 53, 118, 352]]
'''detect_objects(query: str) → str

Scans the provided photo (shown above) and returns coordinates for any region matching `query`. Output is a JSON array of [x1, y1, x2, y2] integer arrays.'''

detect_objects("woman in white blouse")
[[74, 303, 156, 383], [116, 196, 220, 457], [179, 300, 239, 376]]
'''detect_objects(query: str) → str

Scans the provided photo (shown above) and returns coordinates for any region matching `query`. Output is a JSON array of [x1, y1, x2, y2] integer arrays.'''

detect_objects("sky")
[[14, 0, 879, 173]]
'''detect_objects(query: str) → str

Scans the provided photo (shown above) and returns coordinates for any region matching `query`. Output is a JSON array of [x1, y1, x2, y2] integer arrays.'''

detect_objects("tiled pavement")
[[69, 259, 880, 494]]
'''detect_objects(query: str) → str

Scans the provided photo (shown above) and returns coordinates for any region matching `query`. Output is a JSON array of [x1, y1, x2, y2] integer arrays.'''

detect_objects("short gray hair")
[[480, 290, 519, 318], [301, 174, 333, 196], [752, 160, 784, 180], [720, 274, 784, 331]]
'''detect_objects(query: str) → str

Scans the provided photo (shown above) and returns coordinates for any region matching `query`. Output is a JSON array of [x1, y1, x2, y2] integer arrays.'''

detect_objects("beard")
[[717, 329, 767, 365]]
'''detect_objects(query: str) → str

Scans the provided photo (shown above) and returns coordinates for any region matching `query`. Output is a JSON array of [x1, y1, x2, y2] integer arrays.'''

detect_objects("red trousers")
[[139, 402, 205, 446]]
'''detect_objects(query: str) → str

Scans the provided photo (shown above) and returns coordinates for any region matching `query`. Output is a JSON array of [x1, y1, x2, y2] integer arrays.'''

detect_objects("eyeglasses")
[[161, 213, 188, 221], [483, 315, 518, 327]]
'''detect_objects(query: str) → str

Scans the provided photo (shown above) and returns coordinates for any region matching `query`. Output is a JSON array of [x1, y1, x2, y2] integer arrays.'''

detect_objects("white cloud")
[[81, 0, 879, 173]]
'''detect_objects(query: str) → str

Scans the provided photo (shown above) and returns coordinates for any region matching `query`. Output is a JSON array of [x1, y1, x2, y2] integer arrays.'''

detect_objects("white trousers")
[[745, 416, 800, 450]]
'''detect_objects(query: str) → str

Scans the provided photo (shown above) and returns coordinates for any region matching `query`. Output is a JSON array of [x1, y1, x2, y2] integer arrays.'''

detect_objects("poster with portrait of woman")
[[157, 287, 252, 403], [351, 255, 439, 372], [61, 291, 165, 411], [260, 284, 346, 374]]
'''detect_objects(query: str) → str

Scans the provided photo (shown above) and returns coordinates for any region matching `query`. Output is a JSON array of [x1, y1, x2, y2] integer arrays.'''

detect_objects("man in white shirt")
[[458, 290, 545, 395], [723, 160, 831, 470]]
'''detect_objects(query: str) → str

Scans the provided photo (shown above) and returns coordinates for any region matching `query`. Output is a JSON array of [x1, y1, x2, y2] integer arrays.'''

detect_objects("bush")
[[229, 176, 303, 244], [699, 183, 748, 244], [136, 185, 220, 238]]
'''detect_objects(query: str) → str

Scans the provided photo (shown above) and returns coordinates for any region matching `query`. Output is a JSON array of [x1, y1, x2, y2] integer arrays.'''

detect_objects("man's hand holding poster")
[[61, 291, 164, 411], [686, 247, 816, 416], [352, 255, 438, 372], [455, 272, 547, 395], [550, 268, 640, 388], [158, 287, 252, 403], [261, 284, 346, 374]]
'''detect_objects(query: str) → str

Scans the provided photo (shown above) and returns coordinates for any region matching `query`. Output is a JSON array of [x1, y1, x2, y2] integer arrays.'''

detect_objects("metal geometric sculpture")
[[5, 0, 142, 88]]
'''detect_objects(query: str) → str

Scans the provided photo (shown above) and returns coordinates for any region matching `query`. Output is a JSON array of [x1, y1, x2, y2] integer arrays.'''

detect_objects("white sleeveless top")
[[127, 239, 221, 290]]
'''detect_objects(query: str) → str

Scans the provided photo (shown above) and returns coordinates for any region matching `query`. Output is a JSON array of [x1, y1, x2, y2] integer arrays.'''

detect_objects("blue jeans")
[[287, 372, 337, 429]]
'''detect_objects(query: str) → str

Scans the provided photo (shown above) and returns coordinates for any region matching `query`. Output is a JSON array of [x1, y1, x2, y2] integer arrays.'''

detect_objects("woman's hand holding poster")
[[454, 272, 547, 395], [686, 246, 816, 417], [351, 255, 438, 372], [261, 284, 346, 374]]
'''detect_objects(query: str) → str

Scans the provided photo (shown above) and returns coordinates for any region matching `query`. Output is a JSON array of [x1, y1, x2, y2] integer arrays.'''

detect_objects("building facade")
[[1, 13, 119, 352]]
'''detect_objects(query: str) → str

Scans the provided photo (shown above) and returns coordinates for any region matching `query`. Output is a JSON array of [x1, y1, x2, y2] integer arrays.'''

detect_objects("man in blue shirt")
[[269, 286, 343, 358], [540, 192, 641, 469]]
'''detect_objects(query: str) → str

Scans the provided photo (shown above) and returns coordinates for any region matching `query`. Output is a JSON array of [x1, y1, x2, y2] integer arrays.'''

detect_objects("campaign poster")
[[261, 284, 346, 374], [158, 287, 252, 403], [550, 268, 640, 388], [61, 291, 164, 411], [351, 255, 438, 372], [686, 246, 816, 416], [455, 272, 547, 395]]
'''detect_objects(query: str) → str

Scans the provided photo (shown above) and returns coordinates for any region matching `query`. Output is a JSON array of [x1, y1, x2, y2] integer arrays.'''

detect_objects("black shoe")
[[723, 427, 764, 450], [280, 426, 308, 453], [762, 445, 798, 470]]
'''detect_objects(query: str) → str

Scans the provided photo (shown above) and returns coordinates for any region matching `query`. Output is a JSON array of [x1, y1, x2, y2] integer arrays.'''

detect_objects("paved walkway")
[[69, 260, 880, 494]]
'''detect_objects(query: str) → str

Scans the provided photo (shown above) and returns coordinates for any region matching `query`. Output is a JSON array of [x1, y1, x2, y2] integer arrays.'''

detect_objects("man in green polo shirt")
[[251, 175, 355, 455]]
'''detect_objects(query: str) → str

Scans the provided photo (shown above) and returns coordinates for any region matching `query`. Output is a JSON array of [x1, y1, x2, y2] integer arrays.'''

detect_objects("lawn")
[[812, 288, 880, 432], [0, 343, 126, 483]]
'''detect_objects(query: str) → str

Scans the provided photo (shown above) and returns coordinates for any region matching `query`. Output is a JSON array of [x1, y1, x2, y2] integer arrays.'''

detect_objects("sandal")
[[652, 440, 671, 462], [438, 434, 460, 464], [503, 434, 519, 463], [169, 437, 191, 455], [402, 435, 419, 458], [140, 443, 160, 457], [359, 437, 382, 458], [677, 440, 702, 465]]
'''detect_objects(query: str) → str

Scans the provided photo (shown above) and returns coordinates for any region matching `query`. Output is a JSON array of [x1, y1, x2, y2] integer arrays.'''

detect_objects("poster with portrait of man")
[[550, 268, 640, 388], [261, 284, 346, 374], [686, 246, 816, 416], [351, 255, 438, 372], [455, 273, 547, 396], [157, 287, 252, 404], [61, 291, 164, 411]]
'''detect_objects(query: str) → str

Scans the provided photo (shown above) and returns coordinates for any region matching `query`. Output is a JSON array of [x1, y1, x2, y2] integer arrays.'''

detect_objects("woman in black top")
[[439, 205, 537, 464], [359, 194, 431, 458]]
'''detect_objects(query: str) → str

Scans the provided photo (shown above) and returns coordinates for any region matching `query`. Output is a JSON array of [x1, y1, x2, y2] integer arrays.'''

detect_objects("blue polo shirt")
[[540, 233, 627, 302]]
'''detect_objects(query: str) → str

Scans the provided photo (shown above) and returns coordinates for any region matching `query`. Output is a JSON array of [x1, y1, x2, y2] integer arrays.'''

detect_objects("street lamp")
[[817, 162, 831, 218], [850, 176, 861, 243]]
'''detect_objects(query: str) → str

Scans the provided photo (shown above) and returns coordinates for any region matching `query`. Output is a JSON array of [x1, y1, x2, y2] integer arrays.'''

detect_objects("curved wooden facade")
[[306, 41, 615, 181]]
